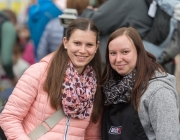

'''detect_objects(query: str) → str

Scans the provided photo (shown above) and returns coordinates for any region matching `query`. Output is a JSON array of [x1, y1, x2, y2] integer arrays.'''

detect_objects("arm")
[[84, 118, 102, 140], [0, 63, 42, 140], [1, 21, 16, 80], [149, 87, 180, 140]]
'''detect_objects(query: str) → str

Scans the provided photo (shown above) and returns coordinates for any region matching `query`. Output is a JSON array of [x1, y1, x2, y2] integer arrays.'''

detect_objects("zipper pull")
[[66, 116, 70, 126]]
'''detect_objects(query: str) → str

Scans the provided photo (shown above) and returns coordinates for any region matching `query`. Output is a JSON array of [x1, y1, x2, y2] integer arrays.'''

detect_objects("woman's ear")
[[63, 37, 67, 49], [96, 41, 100, 51]]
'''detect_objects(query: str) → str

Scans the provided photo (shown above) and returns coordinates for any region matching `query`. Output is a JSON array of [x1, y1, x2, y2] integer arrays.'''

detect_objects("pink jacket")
[[0, 54, 101, 140]]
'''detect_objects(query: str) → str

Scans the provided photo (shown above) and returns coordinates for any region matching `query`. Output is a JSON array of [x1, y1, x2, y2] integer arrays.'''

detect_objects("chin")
[[116, 70, 127, 76], [74, 62, 87, 67]]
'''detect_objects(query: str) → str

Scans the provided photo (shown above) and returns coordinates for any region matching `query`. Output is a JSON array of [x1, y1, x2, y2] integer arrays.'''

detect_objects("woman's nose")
[[116, 54, 122, 62], [79, 45, 86, 53]]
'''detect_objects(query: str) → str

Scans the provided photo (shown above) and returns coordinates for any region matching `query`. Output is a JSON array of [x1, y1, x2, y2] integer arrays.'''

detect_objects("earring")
[[65, 47, 67, 49]]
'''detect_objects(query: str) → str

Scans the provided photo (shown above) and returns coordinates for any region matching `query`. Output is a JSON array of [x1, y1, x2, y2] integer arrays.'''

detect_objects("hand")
[[157, 52, 172, 65]]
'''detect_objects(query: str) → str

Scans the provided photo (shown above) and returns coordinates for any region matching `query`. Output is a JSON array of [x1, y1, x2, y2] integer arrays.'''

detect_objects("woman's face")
[[63, 29, 99, 74], [108, 35, 137, 76]]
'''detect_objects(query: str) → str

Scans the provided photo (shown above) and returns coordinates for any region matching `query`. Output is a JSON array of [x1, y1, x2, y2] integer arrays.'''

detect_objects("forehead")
[[109, 35, 135, 50], [69, 29, 97, 40]]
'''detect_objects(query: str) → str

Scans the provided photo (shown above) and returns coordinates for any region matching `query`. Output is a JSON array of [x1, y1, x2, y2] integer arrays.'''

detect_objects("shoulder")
[[146, 71, 175, 92], [140, 72, 178, 107], [24, 53, 54, 78], [39, 52, 54, 63]]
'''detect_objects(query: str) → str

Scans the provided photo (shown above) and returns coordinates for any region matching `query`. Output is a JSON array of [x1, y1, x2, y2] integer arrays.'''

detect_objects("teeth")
[[77, 56, 86, 58]]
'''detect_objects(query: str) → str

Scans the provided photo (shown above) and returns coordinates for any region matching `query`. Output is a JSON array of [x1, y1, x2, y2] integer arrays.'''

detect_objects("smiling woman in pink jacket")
[[0, 18, 103, 140]]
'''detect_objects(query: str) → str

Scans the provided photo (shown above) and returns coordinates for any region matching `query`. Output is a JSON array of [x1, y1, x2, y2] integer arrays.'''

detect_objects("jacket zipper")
[[64, 116, 70, 140]]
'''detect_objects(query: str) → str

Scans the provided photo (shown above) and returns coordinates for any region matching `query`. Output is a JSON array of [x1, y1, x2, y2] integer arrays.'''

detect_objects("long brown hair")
[[43, 18, 103, 123], [101, 27, 166, 110]]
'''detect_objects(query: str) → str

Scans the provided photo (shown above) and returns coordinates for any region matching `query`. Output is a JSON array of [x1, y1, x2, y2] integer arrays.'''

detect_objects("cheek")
[[134, 58, 137, 66], [89, 52, 96, 61], [66, 50, 75, 59], [109, 56, 115, 65], [88, 48, 97, 55], [130, 55, 137, 67], [67, 46, 77, 53]]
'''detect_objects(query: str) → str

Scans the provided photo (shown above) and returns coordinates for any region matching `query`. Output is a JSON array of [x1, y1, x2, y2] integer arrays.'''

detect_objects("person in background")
[[157, 21, 180, 65], [12, 39, 30, 80], [101, 27, 180, 140], [0, 18, 103, 140], [142, 0, 180, 75], [157, 1, 180, 65], [27, 0, 63, 59], [37, 0, 67, 61], [18, 26, 35, 65], [0, 9, 18, 88]]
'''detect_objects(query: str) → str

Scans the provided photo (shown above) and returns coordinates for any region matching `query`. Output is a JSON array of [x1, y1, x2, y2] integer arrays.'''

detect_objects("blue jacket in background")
[[27, 0, 62, 57]]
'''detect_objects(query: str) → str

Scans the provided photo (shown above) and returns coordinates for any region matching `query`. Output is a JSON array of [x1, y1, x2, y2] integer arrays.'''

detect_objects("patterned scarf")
[[62, 61, 97, 119], [104, 70, 136, 105]]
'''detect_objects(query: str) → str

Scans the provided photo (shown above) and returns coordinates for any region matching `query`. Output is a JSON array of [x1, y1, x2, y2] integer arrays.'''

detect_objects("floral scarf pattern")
[[103, 70, 136, 105], [62, 61, 97, 119]]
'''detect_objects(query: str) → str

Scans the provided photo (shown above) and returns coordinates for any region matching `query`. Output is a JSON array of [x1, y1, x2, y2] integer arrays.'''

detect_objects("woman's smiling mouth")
[[116, 64, 126, 69], [75, 55, 88, 61]]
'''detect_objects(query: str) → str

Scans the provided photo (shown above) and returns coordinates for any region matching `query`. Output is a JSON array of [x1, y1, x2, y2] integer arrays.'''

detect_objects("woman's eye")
[[123, 51, 129, 54], [109, 52, 116, 55], [87, 44, 93, 47], [74, 42, 80, 45]]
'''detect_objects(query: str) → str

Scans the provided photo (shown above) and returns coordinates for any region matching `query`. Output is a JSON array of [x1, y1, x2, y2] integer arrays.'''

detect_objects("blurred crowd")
[[0, 0, 105, 94], [0, 0, 180, 105]]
